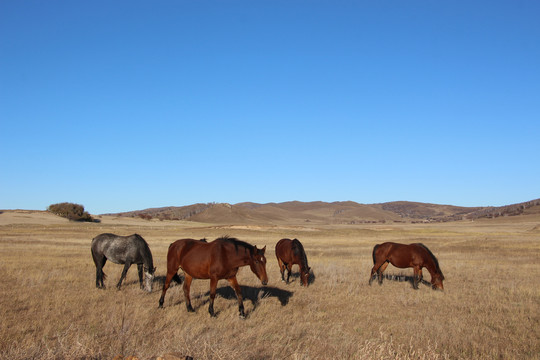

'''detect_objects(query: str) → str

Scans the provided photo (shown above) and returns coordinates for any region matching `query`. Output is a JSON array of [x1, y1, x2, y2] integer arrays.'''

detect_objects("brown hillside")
[[111, 201, 460, 225], [187, 203, 268, 224], [112, 203, 214, 220], [105, 198, 539, 225], [464, 198, 540, 219], [377, 201, 482, 221]]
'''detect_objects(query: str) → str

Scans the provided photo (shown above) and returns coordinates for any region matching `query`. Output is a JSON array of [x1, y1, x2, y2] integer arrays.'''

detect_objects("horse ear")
[[261, 245, 266, 254]]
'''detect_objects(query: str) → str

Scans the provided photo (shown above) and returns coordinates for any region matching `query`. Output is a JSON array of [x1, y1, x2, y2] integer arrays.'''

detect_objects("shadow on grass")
[[198, 285, 294, 317], [155, 274, 294, 317], [280, 270, 317, 286], [371, 273, 432, 288], [154, 274, 183, 287], [120, 274, 182, 289]]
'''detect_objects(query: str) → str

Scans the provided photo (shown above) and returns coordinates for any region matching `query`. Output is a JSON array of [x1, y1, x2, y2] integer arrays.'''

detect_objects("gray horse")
[[91, 233, 156, 292]]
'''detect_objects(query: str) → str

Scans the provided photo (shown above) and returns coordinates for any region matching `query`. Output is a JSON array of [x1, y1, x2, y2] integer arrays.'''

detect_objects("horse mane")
[[292, 239, 309, 269], [416, 243, 444, 279], [132, 234, 154, 270], [215, 235, 255, 254]]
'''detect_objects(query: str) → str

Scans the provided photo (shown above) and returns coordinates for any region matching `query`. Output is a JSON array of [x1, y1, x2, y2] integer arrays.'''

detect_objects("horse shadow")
[[199, 285, 294, 317], [155, 274, 183, 287], [377, 273, 431, 288], [119, 274, 182, 290], [284, 271, 317, 286], [155, 274, 294, 317]]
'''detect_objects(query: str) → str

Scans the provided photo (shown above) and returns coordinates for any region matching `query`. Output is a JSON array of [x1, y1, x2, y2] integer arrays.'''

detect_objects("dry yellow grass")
[[0, 212, 539, 359]]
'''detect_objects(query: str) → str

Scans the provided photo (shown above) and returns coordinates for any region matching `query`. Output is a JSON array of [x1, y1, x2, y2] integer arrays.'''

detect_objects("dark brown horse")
[[275, 238, 311, 286], [159, 236, 268, 318], [369, 242, 444, 290]]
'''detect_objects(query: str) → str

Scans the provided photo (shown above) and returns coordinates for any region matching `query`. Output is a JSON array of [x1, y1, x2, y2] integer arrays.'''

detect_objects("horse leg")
[[208, 277, 218, 317], [369, 259, 386, 285], [277, 258, 286, 282], [159, 270, 176, 308], [377, 261, 389, 285], [228, 276, 245, 318], [117, 262, 131, 289], [413, 267, 420, 289], [286, 263, 292, 284], [92, 253, 107, 289], [183, 275, 195, 313], [137, 264, 144, 289], [95, 264, 103, 288]]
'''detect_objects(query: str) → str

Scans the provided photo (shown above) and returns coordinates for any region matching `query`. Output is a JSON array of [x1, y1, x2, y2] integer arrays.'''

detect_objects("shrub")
[[47, 202, 95, 222]]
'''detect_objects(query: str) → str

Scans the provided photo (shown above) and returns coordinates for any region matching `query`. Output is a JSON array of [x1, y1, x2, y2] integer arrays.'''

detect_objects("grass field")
[[1, 212, 539, 359]]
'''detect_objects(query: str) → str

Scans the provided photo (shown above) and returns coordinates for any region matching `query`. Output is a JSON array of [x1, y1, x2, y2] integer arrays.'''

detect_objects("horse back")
[[374, 242, 430, 268], [168, 238, 213, 278], [372, 242, 409, 265], [92, 233, 151, 265]]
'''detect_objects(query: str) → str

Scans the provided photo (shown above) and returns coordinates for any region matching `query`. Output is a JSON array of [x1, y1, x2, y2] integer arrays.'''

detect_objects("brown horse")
[[275, 238, 311, 286], [159, 236, 268, 318], [369, 242, 444, 290]]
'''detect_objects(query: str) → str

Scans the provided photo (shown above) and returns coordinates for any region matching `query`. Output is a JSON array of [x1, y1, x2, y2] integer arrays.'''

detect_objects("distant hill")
[[376, 201, 483, 221], [463, 198, 540, 220], [105, 198, 540, 225]]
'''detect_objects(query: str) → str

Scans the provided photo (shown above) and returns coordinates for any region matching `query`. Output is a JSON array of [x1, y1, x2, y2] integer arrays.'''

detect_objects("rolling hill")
[[106, 198, 540, 225]]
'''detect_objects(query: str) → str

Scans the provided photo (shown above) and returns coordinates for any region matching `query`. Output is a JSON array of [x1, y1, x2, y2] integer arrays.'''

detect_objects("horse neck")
[[295, 245, 308, 272], [142, 249, 154, 270], [298, 252, 308, 272], [423, 254, 441, 278], [229, 247, 253, 267]]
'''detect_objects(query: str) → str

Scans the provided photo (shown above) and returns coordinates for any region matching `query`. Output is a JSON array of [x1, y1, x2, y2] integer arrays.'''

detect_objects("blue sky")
[[1, 1, 539, 214]]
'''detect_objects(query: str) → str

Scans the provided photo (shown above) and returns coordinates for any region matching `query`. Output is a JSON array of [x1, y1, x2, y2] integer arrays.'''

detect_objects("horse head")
[[143, 266, 156, 292], [301, 266, 312, 287], [250, 246, 268, 286], [431, 272, 444, 291]]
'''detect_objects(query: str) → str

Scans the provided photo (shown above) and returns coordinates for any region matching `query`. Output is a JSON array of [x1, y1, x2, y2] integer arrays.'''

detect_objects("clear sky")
[[1, 1, 539, 214]]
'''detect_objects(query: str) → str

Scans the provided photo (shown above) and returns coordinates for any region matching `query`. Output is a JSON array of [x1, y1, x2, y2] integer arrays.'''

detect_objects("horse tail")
[[372, 244, 380, 264]]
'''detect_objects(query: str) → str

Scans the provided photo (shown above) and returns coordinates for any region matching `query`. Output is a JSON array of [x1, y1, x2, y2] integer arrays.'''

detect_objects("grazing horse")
[[369, 242, 444, 290], [275, 238, 311, 286], [159, 236, 268, 318], [91, 233, 156, 292]]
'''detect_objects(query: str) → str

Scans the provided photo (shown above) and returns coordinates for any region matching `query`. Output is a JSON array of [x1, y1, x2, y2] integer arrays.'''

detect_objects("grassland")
[[0, 211, 539, 359]]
